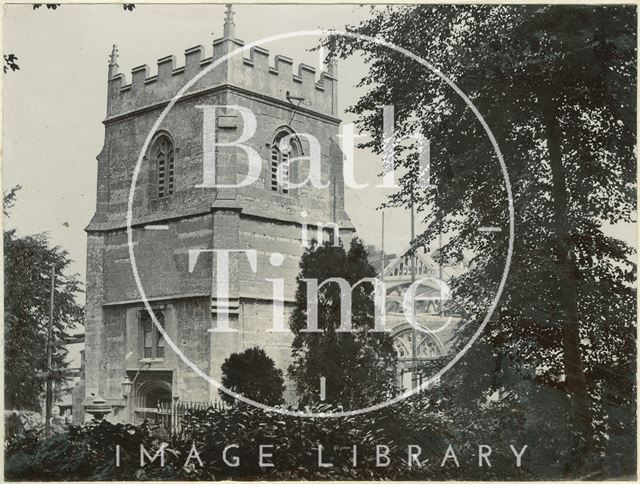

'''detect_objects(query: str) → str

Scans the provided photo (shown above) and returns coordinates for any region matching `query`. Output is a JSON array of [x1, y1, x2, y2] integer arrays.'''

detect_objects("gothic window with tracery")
[[393, 329, 443, 360]]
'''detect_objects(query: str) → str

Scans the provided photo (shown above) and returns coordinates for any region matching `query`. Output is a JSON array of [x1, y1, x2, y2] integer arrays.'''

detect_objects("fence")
[[141, 399, 232, 437]]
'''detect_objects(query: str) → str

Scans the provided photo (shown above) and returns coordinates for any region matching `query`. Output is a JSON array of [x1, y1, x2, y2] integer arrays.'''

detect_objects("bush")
[[10, 370, 601, 481], [177, 400, 450, 480], [220, 347, 286, 406], [5, 402, 453, 481], [5, 420, 195, 481]]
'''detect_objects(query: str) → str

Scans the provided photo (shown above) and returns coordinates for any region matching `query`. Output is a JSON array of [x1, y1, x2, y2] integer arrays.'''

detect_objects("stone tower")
[[84, 6, 353, 421]]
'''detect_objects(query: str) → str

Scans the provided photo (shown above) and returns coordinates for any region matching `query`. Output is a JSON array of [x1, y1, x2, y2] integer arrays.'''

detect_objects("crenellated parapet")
[[106, 36, 338, 120]]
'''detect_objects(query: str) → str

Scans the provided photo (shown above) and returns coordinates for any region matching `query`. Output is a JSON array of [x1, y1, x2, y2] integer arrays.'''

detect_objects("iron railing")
[[138, 399, 232, 437]]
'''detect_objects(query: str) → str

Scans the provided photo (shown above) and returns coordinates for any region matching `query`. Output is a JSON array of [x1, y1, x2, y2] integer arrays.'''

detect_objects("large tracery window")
[[151, 135, 175, 198], [393, 328, 445, 392], [393, 329, 443, 361]]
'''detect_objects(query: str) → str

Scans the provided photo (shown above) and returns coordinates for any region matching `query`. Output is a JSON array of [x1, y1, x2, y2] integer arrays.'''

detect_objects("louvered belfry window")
[[270, 136, 291, 195], [152, 135, 175, 198]]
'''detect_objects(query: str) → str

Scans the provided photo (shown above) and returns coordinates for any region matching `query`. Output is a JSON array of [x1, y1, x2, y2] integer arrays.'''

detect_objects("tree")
[[4, 54, 19, 74], [326, 5, 635, 474], [288, 238, 398, 409], [220, 347, 286, 406], [4, 187, 84, 410]]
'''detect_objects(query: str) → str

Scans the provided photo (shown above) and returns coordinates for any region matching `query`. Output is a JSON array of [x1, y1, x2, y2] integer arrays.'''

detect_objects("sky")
[[4, 3, 636, 306], [3, 4, 637, 378], [3, 3, 434, 301]]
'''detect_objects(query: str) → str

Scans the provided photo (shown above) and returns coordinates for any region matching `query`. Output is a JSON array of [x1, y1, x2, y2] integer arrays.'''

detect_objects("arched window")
[[392, 329, 444, 361], [150, 134, 175, 198], [140, 310, 165, 359], [270, 129, 301, 195]]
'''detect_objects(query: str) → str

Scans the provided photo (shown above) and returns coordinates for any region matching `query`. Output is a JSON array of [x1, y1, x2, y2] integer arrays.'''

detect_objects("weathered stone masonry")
[[84, 12, 354, 421]]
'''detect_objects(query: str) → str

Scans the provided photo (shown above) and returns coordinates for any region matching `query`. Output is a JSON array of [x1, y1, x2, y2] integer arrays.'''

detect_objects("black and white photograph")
[[2, 2, 637, 481]]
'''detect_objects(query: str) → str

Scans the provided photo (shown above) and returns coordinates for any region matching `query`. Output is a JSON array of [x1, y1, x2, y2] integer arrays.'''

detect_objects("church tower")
[[83, 5, 353, 421]]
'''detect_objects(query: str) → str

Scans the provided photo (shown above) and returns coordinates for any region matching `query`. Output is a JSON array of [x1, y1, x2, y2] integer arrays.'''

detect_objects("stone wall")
[[90, 87, 346, 233], [85, 33, 353, 413], [107, 38, 337, 119]]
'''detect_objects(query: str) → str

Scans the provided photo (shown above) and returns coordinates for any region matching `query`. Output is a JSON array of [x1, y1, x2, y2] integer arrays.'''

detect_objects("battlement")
[[106, 37, 338, 120]]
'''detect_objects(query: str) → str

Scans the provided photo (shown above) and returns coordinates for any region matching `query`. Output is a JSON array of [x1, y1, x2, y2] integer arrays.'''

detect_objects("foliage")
[[8, 391, 596, 480], [220, 347, 286, 406], [288, 238, 398, 409], [3, 185, 20, 215], [178, 401, 459, 480], [325, 4, 636, 474], [4, 54, 19, 74], [5, 420, 196, 481], [4, 187, 84, 410], [5, 410, 46, 442], [6, 404, 451, 480], [11, 366, 632, 480]]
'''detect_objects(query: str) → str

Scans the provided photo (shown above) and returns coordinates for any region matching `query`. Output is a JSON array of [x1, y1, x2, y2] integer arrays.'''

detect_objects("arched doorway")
[[130, 374, 173, 433]]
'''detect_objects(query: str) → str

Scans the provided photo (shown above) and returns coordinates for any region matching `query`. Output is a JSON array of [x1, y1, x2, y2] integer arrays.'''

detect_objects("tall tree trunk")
[[541, 95, 593, 455]]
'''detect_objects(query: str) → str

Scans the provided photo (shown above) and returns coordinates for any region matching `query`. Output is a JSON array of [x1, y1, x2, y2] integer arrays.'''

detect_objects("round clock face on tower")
[[125, 29, 514, 418]]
